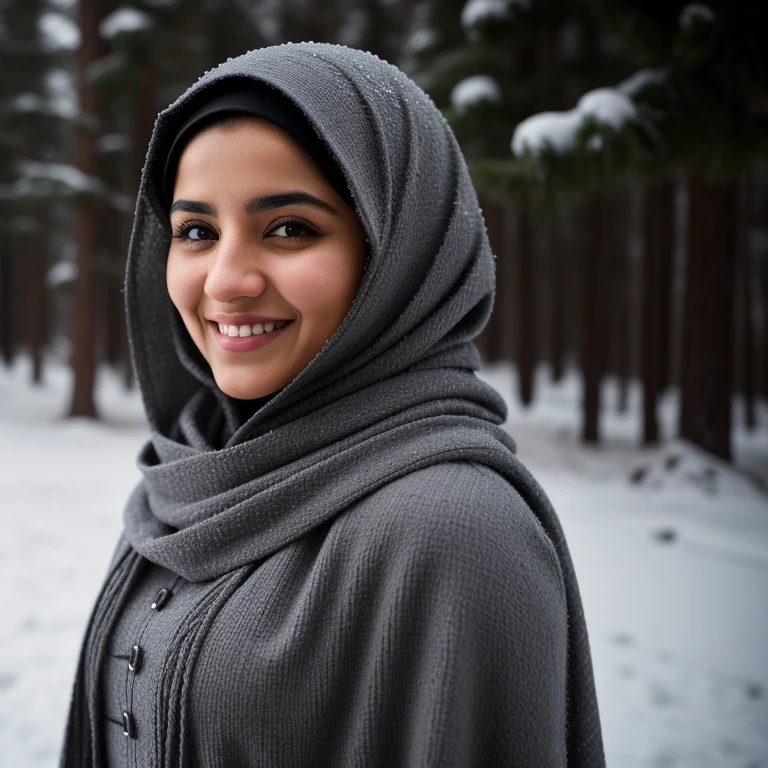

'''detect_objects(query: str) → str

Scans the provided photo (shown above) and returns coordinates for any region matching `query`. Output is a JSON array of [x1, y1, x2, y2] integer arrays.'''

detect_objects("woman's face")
[[166, 116, 367, 400]]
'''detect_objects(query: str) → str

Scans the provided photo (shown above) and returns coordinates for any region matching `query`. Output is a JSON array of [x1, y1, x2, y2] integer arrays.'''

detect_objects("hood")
[[123, 42, 512, 581], [126, 42, 499, 447]]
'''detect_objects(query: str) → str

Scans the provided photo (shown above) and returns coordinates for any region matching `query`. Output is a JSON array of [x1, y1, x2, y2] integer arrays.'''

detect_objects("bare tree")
[[68, 0, 106, 417], [581, 191, 606, 444], [679, 175, 738, 460], [641, 180, 674, 444]]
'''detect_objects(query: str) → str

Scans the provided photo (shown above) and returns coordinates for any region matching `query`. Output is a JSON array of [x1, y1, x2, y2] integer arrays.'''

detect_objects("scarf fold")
[[60, 43, 605, 768]]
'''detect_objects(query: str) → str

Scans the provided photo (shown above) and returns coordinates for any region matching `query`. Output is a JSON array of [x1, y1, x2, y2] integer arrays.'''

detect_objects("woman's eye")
[[268, 221, 316, 239], [172, 222, 218, 243], [185, 225, 216, 241]]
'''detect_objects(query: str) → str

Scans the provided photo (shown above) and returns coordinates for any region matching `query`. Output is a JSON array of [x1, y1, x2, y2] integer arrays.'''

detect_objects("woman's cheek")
[[287, 248, 361, 310], [166, 252, 204, 317]]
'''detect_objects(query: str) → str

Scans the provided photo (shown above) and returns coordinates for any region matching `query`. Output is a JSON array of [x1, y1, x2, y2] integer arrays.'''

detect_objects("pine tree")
[[420, 0, 768, 458]]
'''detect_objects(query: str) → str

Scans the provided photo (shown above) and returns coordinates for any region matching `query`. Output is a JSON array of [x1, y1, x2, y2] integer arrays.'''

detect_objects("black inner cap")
[[161, 79, 354, 210]]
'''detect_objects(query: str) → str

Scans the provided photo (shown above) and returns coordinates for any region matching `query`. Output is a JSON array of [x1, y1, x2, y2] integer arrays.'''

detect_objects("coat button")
[[122, 711, 136, 738], [128, 644, 143, 673], [151, 588, 171, 610]]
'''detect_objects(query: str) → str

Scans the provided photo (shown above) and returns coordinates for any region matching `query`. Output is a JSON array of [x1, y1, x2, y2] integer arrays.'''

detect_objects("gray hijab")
[[63, 43, 604, 768], [122, 42, 507, 580]]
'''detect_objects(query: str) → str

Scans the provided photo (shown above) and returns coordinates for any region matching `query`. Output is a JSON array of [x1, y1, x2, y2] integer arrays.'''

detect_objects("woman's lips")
[[210, 320, 293, 352]]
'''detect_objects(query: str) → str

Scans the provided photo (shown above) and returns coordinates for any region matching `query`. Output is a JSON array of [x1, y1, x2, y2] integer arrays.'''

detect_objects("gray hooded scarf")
[[61, 43, 605, 768]]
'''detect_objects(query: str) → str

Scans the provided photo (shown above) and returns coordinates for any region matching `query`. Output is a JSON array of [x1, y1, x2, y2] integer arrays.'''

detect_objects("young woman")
[[61, 43, 605, 767]]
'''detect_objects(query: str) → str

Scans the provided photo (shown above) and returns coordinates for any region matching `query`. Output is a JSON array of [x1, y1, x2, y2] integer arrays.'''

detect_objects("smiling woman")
[[166, 114, 367, 400], [60, 44, 605, 768]]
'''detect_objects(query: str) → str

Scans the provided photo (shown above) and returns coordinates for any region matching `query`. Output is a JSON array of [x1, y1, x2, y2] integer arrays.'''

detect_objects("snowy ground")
[[1, 356, 767, 767]]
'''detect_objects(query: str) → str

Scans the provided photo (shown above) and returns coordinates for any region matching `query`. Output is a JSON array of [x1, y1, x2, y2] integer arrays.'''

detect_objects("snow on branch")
[[11, 74, 77, 120], [461, 0, 529, 29], [100, 8, 154, 40], [679, 4, 715, 28], [12, 94, 50, 115], [46, 69, 78, 120], [578, 89, 637, 128], [618, 68, 666, 97], [13, 161, 104, 197], [451, 75, 501, 112], [38, 12, 80, 52], [512, 87, 638, 156], [47, 261, 77, 288], [96, 134, 131, 154], [406, 27, 435, 54]]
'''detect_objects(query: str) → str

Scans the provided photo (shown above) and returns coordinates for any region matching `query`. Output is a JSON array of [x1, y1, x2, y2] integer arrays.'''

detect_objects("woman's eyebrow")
[[169, 192, 339, 218], [169, 200, 216, 216], [244, 192, 339, 216]]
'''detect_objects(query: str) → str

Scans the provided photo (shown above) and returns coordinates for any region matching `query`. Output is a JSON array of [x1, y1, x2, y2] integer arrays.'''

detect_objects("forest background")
[[1, 0, 766, 465], [1, 0, 767, 464], [1, 1, 768, 766]]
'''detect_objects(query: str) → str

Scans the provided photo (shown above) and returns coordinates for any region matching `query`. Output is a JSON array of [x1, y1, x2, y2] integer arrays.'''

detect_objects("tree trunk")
[[548, 215, 565, 382], [68, 0, 105, 418], [762, 232, 768, 402], [0, 239, 14, 366], [679, 175, 738, 460], [657, 182, 675, 393], [581, 191, 605, 445], [641, 180, 675, 444], [24, 222, 47, 384], [516, 200, 535, 406], [739, 176, 756, 431], [606, 189, 631, 414]]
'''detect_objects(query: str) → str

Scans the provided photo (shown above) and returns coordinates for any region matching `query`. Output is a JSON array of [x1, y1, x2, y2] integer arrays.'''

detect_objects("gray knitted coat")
[[60, 43, 605, 768]]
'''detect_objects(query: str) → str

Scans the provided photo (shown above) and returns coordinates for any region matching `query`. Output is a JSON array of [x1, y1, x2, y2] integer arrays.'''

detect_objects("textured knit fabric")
[[60, 42, 605, 768]]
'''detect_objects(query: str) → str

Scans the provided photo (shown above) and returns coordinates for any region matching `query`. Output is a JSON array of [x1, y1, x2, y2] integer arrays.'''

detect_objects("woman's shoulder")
[[331, 461, 565, 599]]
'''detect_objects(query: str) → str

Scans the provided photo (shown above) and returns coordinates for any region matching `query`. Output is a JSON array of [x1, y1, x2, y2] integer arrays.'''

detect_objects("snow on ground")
[[1, 356, 767, 767]]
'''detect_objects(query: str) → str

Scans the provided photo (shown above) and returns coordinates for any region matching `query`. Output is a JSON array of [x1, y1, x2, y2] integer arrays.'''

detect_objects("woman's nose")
[[203, 235, 268, 303]]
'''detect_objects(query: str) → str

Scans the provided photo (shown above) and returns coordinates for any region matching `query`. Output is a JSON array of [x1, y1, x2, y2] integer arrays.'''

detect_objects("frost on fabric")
[[512, 87, 637, 155], [679, 3, 716, 27], [618, 68, 666, 97], [99, 8, 154, 39], [38, 12, 80, 52], [451, 75, 501, 112]]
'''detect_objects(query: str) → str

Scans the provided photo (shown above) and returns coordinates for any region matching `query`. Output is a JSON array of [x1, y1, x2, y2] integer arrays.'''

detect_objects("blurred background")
[[0, 0, 767, 766]]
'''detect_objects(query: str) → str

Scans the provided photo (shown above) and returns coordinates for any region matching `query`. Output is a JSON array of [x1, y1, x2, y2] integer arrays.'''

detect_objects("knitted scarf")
[[60, 43, 605, 767]]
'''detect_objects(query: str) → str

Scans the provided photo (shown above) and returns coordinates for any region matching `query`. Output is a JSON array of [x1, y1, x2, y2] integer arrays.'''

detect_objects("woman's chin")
[[212, 369, 281, 401]]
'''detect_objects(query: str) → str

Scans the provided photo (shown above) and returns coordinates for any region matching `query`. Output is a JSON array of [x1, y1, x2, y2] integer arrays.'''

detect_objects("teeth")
[[216, 321, 289, 336]]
